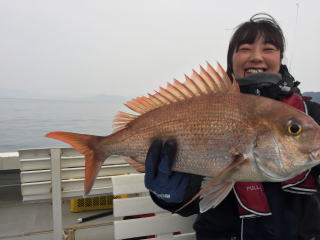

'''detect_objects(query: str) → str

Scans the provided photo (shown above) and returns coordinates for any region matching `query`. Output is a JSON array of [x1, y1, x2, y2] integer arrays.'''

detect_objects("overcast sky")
[[1, 0, 319, 99]]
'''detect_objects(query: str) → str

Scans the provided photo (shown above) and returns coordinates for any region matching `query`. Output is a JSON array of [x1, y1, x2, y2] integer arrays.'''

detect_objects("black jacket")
[[150, 99, 320, 240]]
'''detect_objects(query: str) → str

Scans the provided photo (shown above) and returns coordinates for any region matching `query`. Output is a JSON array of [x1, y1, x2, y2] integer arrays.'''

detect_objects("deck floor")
[[0, 172, 114, 240]]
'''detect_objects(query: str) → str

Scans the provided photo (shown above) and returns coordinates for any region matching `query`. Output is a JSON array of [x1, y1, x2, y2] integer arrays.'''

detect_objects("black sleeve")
[[305, 100, 320, 184], [149, 174, 203, 217], [305, 100, 320, 124]]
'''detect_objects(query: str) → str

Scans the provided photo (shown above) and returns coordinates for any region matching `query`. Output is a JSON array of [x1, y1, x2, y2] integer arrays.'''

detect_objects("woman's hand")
[[144, 139, 191, 203]]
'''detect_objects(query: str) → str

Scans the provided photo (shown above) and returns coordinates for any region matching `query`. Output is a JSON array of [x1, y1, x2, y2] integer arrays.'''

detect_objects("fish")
[[46, 62, 320, 212]]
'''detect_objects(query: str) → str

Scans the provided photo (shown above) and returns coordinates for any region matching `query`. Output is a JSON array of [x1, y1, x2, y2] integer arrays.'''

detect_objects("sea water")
[[0, 98, 127, 152]]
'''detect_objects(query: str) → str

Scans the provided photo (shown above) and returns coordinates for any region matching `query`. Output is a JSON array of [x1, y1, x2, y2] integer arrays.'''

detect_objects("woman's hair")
[[226, 13, 285, 78]]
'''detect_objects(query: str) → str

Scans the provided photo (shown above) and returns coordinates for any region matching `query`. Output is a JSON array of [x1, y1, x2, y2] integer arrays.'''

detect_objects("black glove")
[[144, 139, 191, 203]]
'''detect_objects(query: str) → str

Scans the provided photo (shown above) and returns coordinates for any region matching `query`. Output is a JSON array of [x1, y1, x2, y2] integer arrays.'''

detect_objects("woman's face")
[[232, 36, 281, 78]]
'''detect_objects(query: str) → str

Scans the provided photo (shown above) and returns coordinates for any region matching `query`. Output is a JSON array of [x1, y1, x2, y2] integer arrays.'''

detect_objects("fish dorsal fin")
[[113, 62, 238, 132]]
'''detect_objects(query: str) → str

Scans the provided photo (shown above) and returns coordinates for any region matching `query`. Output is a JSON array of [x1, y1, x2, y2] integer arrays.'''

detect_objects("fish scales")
[[97, 93, 259, 178]]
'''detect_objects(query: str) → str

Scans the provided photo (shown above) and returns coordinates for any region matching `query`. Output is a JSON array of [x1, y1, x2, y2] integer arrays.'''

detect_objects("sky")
[[0, 0, 319, 99]]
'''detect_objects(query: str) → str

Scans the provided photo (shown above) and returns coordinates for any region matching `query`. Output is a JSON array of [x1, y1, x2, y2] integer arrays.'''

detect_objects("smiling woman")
[[144, 13, 320, 240], [227, 13, 284, 78], [231, 37, 281, 78]]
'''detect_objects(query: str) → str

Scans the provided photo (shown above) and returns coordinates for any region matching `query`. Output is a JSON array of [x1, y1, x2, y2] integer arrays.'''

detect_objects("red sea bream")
[[46, 62, 320, 212]]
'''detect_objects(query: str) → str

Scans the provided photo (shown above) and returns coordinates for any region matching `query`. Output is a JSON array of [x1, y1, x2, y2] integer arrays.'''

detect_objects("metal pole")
[[51, 148, 64, 240]]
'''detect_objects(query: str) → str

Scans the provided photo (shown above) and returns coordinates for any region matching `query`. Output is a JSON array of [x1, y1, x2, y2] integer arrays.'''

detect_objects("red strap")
[[234, 183, 271, 218], [280, 93, 305, 111], [282, 170, 317, 194]]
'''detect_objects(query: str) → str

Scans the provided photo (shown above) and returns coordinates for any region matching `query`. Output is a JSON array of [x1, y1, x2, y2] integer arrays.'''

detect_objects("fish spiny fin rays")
[[206, 61, 230, 91], [199, 65, 220, 92], [46, 131, 105, 195], [231, 75, 240, 92], [175, 153, 247, 213], [113, 62, 239, 132]]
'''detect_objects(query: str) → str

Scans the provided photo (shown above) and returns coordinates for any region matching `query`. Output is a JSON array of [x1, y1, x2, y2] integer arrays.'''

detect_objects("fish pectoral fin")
[[124, 157, 145, 173], [199, 180, 234, 213], [175, 155, 247, 213]]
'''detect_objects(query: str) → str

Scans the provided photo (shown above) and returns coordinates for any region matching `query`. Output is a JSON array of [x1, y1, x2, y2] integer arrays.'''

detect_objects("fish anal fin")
[[175, 154, 247, 213], [124, 157, 145, 173]]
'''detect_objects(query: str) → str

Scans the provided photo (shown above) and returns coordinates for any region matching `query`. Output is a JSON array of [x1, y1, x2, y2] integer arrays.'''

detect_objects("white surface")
[[20, 164, 135, 183], [111, 174, 196, 240], [114, 214, 196, 239], [19, 148, 128, 171], [0, 151, 19, 170], [113, 195, 165, 217], [0, 199, 114, 240], [51, 149, 64, 240], [20, 176, 113, 201], [111, 173, 147, 195]]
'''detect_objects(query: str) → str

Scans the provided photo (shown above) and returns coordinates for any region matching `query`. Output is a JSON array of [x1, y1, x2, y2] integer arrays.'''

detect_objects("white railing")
[[18, 148, 136, 201], [0, 151, 20, 170], [1, 148, 138, 240], [0, 149, 196, 240]]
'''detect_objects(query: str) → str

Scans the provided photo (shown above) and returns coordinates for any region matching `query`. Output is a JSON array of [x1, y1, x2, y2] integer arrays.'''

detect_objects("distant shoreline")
[[0, 95, 130, 103]]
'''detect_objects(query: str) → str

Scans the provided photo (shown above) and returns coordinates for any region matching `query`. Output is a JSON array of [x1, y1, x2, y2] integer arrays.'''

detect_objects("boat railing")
[[0, 148, 196, 240], [1, 147, 137, 240], [18, 148, 135, 201]]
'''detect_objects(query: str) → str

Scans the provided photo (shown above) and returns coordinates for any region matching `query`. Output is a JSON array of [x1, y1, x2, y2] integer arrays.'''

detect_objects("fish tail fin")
[[46, 131, 105, 195]]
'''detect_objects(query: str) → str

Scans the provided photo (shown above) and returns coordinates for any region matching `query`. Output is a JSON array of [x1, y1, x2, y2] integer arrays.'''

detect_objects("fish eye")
[[287, 121, 302, 136]]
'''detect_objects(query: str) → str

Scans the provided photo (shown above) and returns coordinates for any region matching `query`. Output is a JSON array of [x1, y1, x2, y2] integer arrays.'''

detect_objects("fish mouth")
[[310, 149, 320, 162]]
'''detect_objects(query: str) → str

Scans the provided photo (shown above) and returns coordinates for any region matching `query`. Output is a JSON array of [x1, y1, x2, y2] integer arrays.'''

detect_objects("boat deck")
[[0, 171, 114, 240]]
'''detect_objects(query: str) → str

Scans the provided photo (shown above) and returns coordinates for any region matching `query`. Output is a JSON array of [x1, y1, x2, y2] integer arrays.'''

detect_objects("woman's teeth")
[[246, 68, 264, 74]]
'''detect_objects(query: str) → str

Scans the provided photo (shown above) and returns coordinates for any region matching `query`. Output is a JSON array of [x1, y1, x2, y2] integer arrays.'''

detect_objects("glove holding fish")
[[46, 62, 320, 213], [144, 139, 191, 203]]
